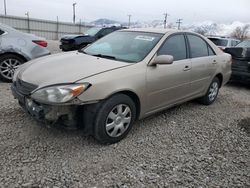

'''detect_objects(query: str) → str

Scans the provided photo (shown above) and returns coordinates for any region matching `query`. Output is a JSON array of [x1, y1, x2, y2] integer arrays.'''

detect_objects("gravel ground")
[[0, 42, 250, 187]]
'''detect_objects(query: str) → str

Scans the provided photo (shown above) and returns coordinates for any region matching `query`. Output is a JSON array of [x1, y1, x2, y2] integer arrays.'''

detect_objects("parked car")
[[224, 40, 250, 82], [208, 36, 240, 51], [11, 29, 232, 144], [60, 26, 125, 51], [0, 23, 50, 82]]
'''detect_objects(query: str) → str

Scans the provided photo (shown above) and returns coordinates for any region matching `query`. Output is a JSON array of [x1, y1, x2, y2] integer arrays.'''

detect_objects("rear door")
[[146, 34, 192, 112], [186, 34, 217, 95]]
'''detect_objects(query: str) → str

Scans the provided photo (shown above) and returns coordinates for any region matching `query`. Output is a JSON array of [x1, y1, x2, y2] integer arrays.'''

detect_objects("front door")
[[146, 34, 192, 112]]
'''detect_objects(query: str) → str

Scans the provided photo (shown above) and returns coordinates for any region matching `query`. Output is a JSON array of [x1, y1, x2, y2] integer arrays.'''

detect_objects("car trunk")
[[224, 47, 250, 73]]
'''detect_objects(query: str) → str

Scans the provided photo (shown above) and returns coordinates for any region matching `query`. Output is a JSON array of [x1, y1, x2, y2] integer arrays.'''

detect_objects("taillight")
[[32, 40, 48, 47]]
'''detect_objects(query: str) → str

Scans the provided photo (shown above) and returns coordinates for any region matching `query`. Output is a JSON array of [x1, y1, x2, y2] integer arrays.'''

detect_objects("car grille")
[[14, 78, 38, 95]]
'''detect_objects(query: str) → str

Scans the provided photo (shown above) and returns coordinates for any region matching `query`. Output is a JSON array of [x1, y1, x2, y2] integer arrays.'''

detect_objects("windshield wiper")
[[91, 54, 117, 60]]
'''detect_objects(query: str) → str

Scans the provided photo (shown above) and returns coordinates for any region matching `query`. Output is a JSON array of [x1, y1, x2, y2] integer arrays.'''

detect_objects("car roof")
[[0, 23, 16, 32], [121, 28, 179, 34], [120, 28, 206, 37]]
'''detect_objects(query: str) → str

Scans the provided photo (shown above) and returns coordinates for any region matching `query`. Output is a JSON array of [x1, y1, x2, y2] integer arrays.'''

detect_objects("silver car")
[[0, 23, 50, 82], [11, 29, 232, 144], [208, 37, 240, 51]]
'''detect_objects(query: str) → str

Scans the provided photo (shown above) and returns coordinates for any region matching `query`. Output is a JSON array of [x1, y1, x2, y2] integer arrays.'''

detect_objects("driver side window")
[[158, 34, 187, 61]]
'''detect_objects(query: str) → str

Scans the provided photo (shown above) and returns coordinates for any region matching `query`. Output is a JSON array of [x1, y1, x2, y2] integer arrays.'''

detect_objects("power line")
[[176, 19, 183, 30], [163, 12, 170, 29]]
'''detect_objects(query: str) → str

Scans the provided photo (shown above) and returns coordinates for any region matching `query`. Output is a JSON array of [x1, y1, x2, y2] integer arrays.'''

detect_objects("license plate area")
[[24, 98, 45, 120]]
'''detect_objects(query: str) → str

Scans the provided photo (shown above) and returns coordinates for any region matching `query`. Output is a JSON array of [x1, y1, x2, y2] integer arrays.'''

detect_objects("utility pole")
[[79, 19, 82, 34], [4, 0, 7, 15], [176, 19, 183, 30], [73, 3, 77, 24], [25, 12, 30, 33], [128, 14, 132, 28], [163, 12, 170, 29], [56, 16, 59, 40]]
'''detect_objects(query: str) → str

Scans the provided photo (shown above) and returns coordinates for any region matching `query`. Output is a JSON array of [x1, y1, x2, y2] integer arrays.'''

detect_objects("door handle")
[[183, 65, 191, 71], [212, 60, 217, 64]]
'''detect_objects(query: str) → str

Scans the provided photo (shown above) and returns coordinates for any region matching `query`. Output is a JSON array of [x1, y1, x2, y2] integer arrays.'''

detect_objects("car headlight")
[[31, 84, 90, 104]]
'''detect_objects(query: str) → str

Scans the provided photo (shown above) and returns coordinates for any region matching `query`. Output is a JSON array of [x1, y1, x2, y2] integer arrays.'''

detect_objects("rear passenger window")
[[187, 35, 209, 58], [231, 40, 239, 47], [158, 34, 187, 61]]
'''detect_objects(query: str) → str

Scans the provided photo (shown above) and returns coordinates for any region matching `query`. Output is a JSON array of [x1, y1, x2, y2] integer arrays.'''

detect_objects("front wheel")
[[199, 77, 220, 105], [94, 94, 136, 144]]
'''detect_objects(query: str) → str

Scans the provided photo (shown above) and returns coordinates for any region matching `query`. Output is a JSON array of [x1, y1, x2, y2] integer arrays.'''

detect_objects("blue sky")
[[2, 0, 250, 23]]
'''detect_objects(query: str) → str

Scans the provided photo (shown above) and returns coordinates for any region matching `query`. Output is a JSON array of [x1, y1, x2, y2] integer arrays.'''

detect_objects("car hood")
[[18, 52, 130, 87]]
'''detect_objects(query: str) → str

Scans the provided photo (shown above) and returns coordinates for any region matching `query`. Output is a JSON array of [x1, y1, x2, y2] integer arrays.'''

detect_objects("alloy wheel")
[[0, 58, 21, 80], [208, 82, 219, 102]]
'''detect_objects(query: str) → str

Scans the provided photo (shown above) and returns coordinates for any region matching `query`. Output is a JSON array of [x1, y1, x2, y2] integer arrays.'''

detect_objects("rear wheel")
[[199, 77, 220, 105], [94, 94, 136, 144], [0, 54, 25, 82]]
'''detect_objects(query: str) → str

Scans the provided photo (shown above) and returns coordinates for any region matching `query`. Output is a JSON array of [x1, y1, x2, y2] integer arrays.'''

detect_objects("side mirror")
[[150, 55, 174, 66]]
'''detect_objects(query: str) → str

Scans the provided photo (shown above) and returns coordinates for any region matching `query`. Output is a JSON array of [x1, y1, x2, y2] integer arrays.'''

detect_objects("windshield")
[[84, 27, 102, 36], [236, 40, 250, 47], [83, 31, 163, 63], [209, 38, 228, 47]]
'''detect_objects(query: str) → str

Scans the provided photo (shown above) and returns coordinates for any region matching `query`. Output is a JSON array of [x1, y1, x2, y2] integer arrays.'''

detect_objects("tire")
[[94, 94, 136, 144], [199, 77, 220, 105], [0, 54, 25, 82]]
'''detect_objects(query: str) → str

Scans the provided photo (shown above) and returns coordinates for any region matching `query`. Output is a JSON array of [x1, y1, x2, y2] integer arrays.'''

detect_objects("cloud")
[[2, 0, 250, 23]]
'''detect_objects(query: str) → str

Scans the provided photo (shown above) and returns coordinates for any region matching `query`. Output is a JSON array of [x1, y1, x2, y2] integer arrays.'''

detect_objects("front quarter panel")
[[76, 62, 147, 117]]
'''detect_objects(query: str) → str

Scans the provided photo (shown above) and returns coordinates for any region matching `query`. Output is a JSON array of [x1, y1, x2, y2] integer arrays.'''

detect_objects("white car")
[[208, 37, 240, 51]]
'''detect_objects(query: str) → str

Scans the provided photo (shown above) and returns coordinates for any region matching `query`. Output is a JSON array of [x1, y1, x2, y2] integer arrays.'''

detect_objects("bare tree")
[[194, 23, 218, 36], [231, 24, 250, 40], [167, 22, 174, 29]]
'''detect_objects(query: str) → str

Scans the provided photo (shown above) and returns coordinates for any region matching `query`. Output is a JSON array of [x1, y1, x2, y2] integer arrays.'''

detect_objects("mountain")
[[90, 18, 121, 27], [88, 18, 250, 37]]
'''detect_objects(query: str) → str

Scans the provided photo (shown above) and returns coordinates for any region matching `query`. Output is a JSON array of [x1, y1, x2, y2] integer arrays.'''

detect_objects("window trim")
[[156, 32, 189, 61], [185, 33, 216, 59]]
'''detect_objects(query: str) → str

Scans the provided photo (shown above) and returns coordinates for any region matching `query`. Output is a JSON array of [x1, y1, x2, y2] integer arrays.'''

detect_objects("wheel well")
[[116, 91, 141, 120], [215, 73, 223, 87], [0, 52, 27, 62]]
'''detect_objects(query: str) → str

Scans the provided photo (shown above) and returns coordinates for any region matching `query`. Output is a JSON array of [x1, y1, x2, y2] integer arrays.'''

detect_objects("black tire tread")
[[94, 94, 136, 144]]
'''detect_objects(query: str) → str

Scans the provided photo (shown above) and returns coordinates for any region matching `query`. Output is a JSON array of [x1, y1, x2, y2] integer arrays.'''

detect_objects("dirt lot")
[[0, 42, 250, 187]]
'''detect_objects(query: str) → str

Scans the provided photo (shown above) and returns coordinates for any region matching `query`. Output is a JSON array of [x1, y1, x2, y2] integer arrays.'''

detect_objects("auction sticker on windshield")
[[135, 36, 155, 41]]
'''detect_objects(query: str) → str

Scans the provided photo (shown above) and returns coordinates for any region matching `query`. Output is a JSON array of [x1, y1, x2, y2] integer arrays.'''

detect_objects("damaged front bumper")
[[11, 84, 82, 129]]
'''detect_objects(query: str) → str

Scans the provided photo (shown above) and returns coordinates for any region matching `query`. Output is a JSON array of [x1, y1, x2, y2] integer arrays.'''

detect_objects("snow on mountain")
[[89, 19, 121, 27], [89, 18, 250, 37]]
